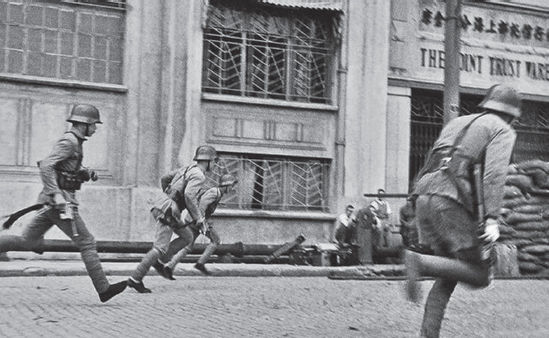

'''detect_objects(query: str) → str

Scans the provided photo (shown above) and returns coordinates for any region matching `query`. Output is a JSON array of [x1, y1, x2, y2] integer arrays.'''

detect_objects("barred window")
[[202, 0, 335, 103], [409, 89, 549, 184], [204, 154, 330, 212], [0, 0, 124, 84]]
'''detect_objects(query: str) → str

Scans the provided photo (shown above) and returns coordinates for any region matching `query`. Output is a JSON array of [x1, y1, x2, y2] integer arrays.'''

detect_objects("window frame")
[[202, 1, 337, 105], [205, 153, 331, 212], [0, 0, 126, 87]]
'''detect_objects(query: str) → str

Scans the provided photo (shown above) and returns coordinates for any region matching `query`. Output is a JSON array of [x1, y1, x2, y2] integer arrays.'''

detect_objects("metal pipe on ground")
[[19, 239, 287, 257]]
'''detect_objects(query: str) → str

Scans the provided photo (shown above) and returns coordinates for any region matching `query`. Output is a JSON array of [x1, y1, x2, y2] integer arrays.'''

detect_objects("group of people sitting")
[[331, 188, 423, 265]]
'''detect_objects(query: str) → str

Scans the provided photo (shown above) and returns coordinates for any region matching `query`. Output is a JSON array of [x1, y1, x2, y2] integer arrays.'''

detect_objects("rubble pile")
[[500, 160, 549, 275]]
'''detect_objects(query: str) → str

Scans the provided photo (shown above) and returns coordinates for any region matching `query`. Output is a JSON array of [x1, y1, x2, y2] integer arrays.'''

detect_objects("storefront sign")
[[419, 47, 549, 81], [390, 0, 549, 96]]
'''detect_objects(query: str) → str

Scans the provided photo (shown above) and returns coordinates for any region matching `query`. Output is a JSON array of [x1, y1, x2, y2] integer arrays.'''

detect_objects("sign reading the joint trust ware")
[[390, 0, 549, 96]]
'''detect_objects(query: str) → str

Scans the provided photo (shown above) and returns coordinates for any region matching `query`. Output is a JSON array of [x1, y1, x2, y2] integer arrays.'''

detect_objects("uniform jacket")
[[153, 164, 205, 222], [413, 113, 516, 219], [36, 128, 87, 206], [181, 187, 223, 228]]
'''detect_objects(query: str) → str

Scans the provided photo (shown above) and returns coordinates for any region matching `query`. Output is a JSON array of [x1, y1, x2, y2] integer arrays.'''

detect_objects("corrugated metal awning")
[[256, 0, 343, 12]]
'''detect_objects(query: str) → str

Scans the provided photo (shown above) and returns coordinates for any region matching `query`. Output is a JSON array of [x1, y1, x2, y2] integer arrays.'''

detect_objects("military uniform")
[[129, 164, 205, 284], [0, 104, 126, 302], [414, 113, 515, 256], [162, 186, 224, 273], [405, 84, 521, 338]]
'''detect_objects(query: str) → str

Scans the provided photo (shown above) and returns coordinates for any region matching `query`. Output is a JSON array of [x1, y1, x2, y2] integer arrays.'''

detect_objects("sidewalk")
[[0, 259, 405, 278]]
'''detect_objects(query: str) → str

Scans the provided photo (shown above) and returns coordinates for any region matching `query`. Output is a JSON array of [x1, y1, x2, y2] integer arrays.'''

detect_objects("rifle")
[[2, 204, 44, 230], [472, 163, 493, 265]]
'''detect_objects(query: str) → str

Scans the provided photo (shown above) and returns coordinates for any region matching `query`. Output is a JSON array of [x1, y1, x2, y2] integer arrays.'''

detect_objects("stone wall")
[[500, 160, 549, 275]]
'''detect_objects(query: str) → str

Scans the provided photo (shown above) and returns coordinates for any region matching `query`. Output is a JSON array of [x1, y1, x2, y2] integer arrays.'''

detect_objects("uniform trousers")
[[0, 206, 110, 293], [131, 219, 193, 281], [415, 195, 488, 338]]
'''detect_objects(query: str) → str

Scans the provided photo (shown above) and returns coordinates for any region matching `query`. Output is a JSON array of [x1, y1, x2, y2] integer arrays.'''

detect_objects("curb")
[[0, 260, 405, 278]]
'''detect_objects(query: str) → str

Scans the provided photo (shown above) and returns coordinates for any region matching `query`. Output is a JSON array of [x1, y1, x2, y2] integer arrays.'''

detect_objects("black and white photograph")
[[0, 0, 548, 337]]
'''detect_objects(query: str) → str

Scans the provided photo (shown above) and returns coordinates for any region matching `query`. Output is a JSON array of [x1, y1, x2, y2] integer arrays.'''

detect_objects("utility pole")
[[443, 0, 462, 125]]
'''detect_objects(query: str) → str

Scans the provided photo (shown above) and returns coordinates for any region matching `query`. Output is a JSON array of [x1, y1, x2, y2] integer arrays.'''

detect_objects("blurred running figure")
[[127, 145, 217, 293], [162, 174, 238, 278], [405, 84, 521, 337]]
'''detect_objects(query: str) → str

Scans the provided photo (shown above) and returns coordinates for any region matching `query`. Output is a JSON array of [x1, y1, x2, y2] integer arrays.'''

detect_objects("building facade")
[[0, 0, 547, 244]]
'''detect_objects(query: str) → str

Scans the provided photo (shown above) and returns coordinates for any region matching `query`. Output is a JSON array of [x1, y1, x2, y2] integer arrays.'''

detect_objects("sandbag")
[[512, 231, 546, 240], [522, 244, 549, 254], [513, 204, 545, 214], [501, 239, 534, 248], [502, 196, 530, 209], [503, 212, 542, 225], [517, 251, 541, 262], [503, 185, 524, 199], [505, 174, 534, 192], [515, 159, 549, 173], [507, 164, 519, 175], [498, 224, 517, 235], [513, 221, 549, 231], [518, 261, 543, 273]]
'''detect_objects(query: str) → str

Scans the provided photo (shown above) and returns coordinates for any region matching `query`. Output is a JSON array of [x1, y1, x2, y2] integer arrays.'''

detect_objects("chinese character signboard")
[[390, 0, 549, 96]]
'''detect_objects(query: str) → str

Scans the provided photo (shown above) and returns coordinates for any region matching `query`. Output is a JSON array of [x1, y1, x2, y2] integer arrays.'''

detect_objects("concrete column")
[[122, 0, 143, 186], [177, 1, 205, 167], [344, 0, 391, 201], [158, 0, 190, 173], [124, 0, 164, 186], [385, 85, 411, 195]]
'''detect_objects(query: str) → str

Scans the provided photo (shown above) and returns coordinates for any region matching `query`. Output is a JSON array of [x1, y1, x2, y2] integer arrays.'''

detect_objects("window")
[[205, 153, 330, 212], [202, 0, 335, 104], [409, 89, 549, 184], [0, 0, 124, 84]]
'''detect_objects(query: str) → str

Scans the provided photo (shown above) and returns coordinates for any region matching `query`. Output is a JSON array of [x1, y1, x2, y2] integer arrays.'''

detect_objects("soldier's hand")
[[196, 217, 206, 234], [52, 193, 67, 210], [480, 218, 500, 243], [89, 170, 98, 181]]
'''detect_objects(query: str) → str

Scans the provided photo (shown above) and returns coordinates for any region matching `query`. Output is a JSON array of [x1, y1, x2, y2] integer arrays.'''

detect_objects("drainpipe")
[[443, 0, 462, 125], [334, 0, 349, 206]]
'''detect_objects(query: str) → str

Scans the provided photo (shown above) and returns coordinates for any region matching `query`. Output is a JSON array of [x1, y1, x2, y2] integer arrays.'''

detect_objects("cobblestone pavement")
[[0, 276, 548, 338]]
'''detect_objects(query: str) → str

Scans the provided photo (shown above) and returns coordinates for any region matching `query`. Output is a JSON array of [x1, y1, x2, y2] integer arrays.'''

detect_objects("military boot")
[[194, 263, 211, 275], [99, 281, 127, 303], [153, 260, 174, 280], [127, 278, 152, 293]]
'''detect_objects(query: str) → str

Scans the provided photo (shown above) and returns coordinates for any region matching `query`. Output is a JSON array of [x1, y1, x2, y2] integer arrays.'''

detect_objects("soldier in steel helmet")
[[127, 145, 218, 293], [0, 104, 127, 302], [159, 174, 238, 278], [404, 84, 522, 337]]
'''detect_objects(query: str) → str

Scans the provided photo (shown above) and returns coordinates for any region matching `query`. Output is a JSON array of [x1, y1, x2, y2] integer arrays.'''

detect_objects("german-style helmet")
[[193, 145, 217, 161], [478, 84, 522, 118], [219, 174, 237, 187], [67, 104, 102, 124]]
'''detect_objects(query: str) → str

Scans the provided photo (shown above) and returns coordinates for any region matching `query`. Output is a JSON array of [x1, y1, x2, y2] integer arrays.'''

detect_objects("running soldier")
[[160, 174, 238, 278], [0, 104, 127, 302], [404, 84, 521, 337], [127, 145, 217, 293]]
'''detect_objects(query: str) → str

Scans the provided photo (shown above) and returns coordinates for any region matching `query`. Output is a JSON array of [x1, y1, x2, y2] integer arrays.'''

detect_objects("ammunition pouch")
[[57, 171, 84, 191]]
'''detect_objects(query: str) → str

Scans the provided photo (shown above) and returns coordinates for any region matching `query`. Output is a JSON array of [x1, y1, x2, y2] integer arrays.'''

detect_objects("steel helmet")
[[478, 84, 522, 118], [67, 104, 102, 124], [219, 174, 237, 187], [193, 145, 217, 161]]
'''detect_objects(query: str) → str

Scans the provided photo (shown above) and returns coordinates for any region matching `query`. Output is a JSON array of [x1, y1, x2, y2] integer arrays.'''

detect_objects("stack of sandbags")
[[500, 160, 549, 276]]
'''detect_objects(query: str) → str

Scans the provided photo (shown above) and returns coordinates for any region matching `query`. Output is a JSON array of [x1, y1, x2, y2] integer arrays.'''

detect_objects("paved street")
[[0, 276, 548, 338]]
